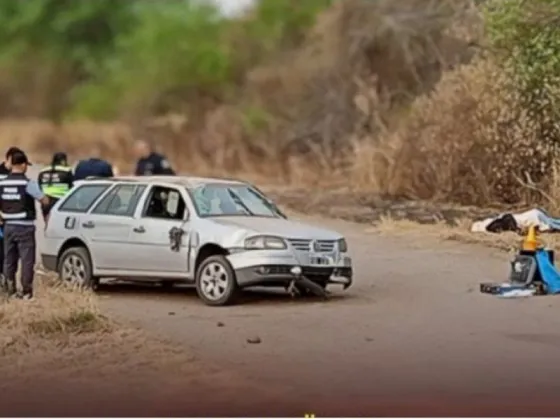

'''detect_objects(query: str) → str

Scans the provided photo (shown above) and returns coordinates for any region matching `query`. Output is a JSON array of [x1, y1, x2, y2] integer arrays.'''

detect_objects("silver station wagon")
[[41, 176, 353, 306]]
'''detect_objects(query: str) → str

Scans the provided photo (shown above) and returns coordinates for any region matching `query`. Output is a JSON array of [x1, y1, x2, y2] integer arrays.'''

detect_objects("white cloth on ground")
[[471, 208, 560, 233]]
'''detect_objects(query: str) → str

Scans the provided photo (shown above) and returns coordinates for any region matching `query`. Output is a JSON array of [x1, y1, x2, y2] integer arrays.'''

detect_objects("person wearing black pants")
[[0, 150, 49, 299], [0, 146, 21, 291]]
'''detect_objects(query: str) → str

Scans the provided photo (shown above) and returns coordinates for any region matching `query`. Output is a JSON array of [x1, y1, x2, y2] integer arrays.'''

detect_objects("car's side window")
[[142, 186, 188, 221], [58, 184, 110, 213], [92, 184, 147, 217]]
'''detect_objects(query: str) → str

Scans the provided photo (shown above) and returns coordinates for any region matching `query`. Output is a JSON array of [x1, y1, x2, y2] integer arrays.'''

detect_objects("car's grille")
[[314, 240, 335, 252], [287, 239, 336, 252], [288, 238, 311, 251]]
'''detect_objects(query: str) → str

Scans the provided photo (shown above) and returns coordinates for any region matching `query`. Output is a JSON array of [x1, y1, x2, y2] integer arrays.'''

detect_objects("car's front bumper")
[[227, 250, 353, 289]]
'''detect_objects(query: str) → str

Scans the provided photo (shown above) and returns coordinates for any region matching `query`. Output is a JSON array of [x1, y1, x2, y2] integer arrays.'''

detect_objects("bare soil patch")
[[0, 275, 305, 416]]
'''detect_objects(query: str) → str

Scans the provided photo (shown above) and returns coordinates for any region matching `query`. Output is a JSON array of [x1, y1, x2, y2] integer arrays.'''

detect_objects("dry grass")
[[0, 273, 110, 354], [369, 216, 560, 257]]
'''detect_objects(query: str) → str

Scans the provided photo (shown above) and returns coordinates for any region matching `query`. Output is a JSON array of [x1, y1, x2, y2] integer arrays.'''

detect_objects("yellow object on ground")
[[522, 225, 539, 251]]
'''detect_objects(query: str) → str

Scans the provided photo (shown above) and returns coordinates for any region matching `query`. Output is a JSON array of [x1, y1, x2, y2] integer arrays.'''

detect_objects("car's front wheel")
[[195, 255, 239, 306], [58, 247, 99, 290]]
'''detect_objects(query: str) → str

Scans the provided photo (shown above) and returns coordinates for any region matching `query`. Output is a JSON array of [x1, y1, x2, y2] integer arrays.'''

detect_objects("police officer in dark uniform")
[[133, 140, 175, 176], [37, 151, 73, 223], [74, 156, 114, 181], [0, 146, 21, 289], [0, 150, 49, 300]]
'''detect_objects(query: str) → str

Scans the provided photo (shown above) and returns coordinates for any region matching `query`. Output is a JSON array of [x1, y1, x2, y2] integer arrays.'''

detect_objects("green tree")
[[69, 0, 233, 119], [485, 0, 560, 144], [0, 0, 334, 120], [0, 0, 137, 119], [0, 0, 135, 69]]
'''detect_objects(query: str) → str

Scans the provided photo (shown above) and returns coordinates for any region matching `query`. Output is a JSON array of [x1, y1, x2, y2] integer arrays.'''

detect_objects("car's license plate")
[[310, 254, 336, 266]]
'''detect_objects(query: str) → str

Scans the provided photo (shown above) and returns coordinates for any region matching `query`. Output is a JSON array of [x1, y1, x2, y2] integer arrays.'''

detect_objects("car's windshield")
[[189, 183, 280, 217]]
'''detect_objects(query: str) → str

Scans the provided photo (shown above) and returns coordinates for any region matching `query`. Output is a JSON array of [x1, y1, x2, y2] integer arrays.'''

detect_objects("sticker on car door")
[[64, 216, 76, 229]]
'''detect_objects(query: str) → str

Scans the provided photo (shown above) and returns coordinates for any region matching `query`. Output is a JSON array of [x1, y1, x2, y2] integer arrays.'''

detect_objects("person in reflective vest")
[[0, 146, 20, 291], [0, 146, 21, 287], [0, 150, 49, 299], [37, 152, 73, 223]]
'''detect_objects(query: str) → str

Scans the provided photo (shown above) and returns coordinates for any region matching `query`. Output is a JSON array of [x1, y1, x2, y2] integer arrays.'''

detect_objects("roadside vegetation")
[[1, 0, 560, 212]]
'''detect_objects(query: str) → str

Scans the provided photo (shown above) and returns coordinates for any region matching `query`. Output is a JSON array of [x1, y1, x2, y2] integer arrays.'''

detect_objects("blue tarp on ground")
[[536, 249, 560, 294]]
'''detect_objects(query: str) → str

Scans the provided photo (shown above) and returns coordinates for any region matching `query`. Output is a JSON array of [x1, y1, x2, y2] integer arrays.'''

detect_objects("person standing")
[[0, 150, 49, 300], [133, 140, 175, 176], [37, 151, 73, 223], [74, 156, 114, 181], [0, 146, 21, 290]]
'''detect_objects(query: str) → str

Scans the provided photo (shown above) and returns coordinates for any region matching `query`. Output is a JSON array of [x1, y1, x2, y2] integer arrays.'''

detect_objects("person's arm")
[[67, 171, 74, 188], [106, 162, 114, 177], [134, 160, 142, 176], [37, 171, 44, 188], [26, 180, 49, 206], [73, 162, 83, 181]]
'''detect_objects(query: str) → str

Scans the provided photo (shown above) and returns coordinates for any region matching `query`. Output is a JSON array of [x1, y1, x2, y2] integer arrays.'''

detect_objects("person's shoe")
[[22, 293, 34, 301], [4, 283, 17, 299]]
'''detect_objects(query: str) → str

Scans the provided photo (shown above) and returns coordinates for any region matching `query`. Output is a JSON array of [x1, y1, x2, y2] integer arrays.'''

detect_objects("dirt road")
[[30, 167, 560, 416]]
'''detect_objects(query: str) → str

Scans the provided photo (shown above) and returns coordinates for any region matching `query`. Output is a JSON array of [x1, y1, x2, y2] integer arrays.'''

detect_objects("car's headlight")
[[244, 235, 287, 250], [338, 238, 348, 252]]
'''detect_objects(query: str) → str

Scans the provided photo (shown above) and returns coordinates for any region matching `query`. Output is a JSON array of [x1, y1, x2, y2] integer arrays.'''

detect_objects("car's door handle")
[[133, 226, 145, 233], [82, 221, 95, 229]]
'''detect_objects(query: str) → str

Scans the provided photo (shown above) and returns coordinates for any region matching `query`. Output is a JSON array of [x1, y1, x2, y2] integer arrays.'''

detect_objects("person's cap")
[[53, 151, 68, 162], [5, 146, 22, 159], [10, 150, 32, 166]]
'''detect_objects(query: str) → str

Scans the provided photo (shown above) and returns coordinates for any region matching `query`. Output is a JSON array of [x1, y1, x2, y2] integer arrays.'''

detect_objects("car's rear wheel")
[[58, 247, 99, 290], [195, 255, 239, 306]]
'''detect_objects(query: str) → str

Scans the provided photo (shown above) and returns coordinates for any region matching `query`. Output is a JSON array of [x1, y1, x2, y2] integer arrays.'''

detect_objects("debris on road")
[[246, 336, 261, 344], [216, 321, 225, 327], [481, 225, 560, 298]]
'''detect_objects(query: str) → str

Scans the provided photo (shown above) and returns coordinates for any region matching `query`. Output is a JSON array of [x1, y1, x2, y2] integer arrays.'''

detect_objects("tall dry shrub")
[[350, 57, 557, 206], [245, 0, 479, 167]]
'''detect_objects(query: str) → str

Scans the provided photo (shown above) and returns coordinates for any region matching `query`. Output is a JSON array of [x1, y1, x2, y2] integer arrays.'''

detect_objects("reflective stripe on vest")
[[39, 165, 72, 173], [0, 179, 28, 186], [39, 165, 72, 198], [42, 184, 70, 198], [0, 211, 28, 219]]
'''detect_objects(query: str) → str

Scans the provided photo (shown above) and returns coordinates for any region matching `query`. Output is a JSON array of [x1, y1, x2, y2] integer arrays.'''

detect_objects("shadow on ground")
[[96, 280, 350, 306]]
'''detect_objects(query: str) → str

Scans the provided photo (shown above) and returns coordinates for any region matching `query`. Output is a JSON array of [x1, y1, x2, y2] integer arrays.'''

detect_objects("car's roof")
[[75, 175, 247, 189]]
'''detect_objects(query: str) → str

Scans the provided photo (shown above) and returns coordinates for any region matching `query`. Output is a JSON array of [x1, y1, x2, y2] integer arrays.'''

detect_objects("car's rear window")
[[58, 184, 111, 213]]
